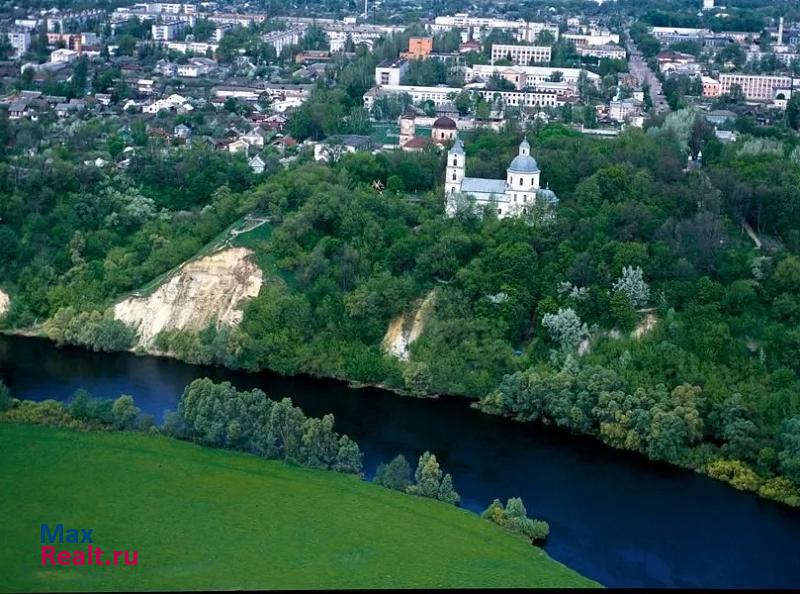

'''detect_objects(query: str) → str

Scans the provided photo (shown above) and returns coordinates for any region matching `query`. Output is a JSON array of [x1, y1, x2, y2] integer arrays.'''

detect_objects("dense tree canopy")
[[2, 104, 800, 505]]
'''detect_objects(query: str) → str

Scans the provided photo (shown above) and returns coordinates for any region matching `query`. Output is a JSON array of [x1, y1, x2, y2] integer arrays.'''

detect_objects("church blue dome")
[[508, 154, 539, 173], [537, 187, 558, 204]]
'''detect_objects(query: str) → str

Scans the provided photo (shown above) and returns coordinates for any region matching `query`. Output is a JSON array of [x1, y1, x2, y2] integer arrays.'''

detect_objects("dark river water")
[[1, 334, 799, 588]]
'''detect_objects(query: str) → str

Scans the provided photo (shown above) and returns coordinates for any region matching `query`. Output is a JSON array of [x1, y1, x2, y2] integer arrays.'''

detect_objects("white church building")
[[444, 137, 558, 218]]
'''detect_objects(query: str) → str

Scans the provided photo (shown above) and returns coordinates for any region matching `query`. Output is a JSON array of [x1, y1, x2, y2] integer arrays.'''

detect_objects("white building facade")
[[445, 138, 557, 218], [364, 84, 563, 109], [6, 29, 31, 58], [491, 44, 552, 65]]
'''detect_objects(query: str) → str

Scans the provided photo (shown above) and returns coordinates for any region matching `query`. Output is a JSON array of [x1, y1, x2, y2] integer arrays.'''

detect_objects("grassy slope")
[[0, 424, 597, 591]]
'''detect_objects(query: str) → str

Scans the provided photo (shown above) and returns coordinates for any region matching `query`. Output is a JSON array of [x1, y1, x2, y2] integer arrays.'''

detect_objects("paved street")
[[626, 37, 670, 114]]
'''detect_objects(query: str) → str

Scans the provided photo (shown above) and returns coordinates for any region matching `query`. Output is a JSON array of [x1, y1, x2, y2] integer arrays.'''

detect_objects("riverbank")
[[0, 423, 597, 591], [2, 332, 800, 587], [4, 326, 798, 509], [0, 327, 440, 400]]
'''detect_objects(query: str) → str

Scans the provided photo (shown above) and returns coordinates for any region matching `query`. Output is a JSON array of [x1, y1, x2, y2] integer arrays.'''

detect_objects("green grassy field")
[[0, 424, 598, 591]]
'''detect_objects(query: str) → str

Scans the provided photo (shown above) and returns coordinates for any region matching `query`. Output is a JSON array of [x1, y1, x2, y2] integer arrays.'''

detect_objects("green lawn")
[[0, 424, 598, 591]]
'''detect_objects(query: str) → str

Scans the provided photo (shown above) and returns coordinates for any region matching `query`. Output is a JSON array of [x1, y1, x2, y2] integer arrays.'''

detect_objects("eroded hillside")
[[114, 248, 263, 347], [382, 290, 437, 361], [0, 289, 9, 317]]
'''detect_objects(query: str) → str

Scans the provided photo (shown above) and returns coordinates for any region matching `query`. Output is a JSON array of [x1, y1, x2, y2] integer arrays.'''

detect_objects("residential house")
[[55, 99, 85, 117], [607, 98, 642, 123], [705, 109, 737, 126], [137, 79, 156, 94], [8, 100, 28, 119], [241, 127, 267, 148], [176, 57, 217, 78], [173, 123, 192, 140], [249, 153, 267, 174], [142, 93, 188, 114], [314, 135, 377, 162]]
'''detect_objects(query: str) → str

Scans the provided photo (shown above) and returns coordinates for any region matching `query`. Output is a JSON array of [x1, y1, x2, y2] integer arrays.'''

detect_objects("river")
[[1, 334, 798, 588]]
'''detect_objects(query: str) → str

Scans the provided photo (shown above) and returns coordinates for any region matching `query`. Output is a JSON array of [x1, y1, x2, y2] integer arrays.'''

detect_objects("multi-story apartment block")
[[262, 26, 306, 54], [468, 64, 598, 91], [136, 3, 197, 15], [401, 37, 433, 59], [206, 13, 268, 27], [575, 44, 626, 60], [6, 29, 31, 59], [719, 73, 795, 101], [702, 76, 722, 97], [152, 21, 188, 41], [562, 32, 620, 46], [364, 84, 565, 110], [491, 44, 551, 65], [375, 59, 409, 86], [431, 13, 558, 44]]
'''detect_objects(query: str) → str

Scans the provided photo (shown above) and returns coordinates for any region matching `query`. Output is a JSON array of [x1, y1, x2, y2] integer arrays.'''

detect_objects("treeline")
[[43, 307, 135, 352], [1, 377, 551, 542], [170, 378, 363, 474], [478, 365, 799, 506], [0, 389, 147, 433], [0, 378, 363, 475]]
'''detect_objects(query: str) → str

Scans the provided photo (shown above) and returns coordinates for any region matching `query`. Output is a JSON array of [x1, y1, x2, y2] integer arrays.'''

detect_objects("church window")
[[452, 172, 456, 181], [453, 158, 457, 166], [519, 178, 523, 186], [498, 208, 502, 215]]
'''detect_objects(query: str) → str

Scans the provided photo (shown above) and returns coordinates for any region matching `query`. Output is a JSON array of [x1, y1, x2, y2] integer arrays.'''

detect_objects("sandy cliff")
[[114, 248, 263, 347], [382, 290, 436, 361]]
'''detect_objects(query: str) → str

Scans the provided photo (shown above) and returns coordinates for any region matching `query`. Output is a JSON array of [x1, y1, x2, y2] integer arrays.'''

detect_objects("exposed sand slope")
[[114, 248, 262, 347]]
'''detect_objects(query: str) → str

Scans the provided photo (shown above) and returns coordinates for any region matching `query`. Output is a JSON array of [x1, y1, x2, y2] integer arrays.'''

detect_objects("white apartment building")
[[50, 48, 78, 63], [719, 73, 796, 101], [575, 44, 626, 60], [13, 19, 39, 30], [431, 13, 558, 44], [212, 25, 229, 42], [375, 59, 409, 86], [152, 21, 188, 41], [562, 32, 620, 46], [165, 41, 218, 54], [176, 57, 216, 77], [262, 27, 306, 54], [6, 29, 30, 58], [324, 23, 404, 52], [468, 64, 598, 90], [491, 44, 551, 65], [137, 3, 197, 15], [650, 26, 709, 40], [364, 84, 564, 109]]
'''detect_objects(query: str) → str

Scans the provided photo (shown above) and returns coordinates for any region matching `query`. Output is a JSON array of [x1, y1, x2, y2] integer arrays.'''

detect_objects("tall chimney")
[[779, 16, 784, 46]]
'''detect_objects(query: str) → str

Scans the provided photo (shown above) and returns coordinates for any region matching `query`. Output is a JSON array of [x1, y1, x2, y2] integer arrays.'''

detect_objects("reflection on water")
[[1, 334, 799, 588]]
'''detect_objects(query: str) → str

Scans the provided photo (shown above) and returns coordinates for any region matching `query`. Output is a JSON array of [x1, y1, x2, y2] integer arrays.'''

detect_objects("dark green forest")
[[2, 108, 800, 505]]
